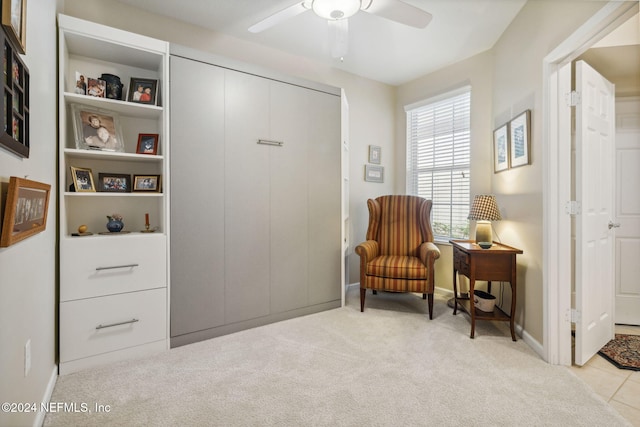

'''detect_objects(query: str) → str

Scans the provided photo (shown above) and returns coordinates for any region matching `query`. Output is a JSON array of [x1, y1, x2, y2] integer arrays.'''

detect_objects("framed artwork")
[[369, 145, 381, 164], [86, 77, 105, 98], [70, 166, 96, 192], [133, 175, 161, 192], [74, 71, 87, 95], [1, 177, 51, 247], [1, 0, 26, 54], [98, 173, 131, 193], [71, 104, 124, 152], [0, 32, 29, 158], [128, 77, 158, 105], [493, 124, 509, 173], [136, 133, 159, 155], [509, 110, 531, 168], [364, 165, 384, 183]]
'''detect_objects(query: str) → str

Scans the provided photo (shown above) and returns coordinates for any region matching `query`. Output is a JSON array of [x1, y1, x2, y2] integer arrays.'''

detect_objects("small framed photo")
[[71, 104, 125, 152], [87, 77, 106, 98], [369, 145, 381, 164], [98, 173, 131, 193], [136, 133, 159, 155], [493, 123, 509, 173], [509, 110, 531, 168], [70, 166, 96, 192], [0, 177, 51, 247], [133, 175, 161, 192], [1, 0, 26, 54], [365, 164, 384, 183], [74, 71, 87, 95], [128, 77, 158, 105]]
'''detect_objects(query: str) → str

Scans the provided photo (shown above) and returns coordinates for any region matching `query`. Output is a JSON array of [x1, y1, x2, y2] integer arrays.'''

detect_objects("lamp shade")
[[468, 195, 502, 221]]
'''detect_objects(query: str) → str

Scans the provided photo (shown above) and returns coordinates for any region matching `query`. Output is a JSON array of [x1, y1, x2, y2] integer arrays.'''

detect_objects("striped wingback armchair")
[[355, 195, 440, 319]]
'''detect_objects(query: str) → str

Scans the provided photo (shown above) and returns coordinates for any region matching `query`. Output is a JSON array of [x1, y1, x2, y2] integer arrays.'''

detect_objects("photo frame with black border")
[[128, 77, 158, 105], [133, 175, 161, 192], [136, 133, 159, 155], [70, 166, 96, 192], [98, 173, 131, 193], [1, 177, 51, 247]]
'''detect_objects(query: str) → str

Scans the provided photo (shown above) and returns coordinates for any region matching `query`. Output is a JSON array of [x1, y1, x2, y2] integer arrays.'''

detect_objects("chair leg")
[[427, 293, 434, 320], [360, 288, 366, 312], [372, 290, 377, 295], [422, 293, 426, 300]]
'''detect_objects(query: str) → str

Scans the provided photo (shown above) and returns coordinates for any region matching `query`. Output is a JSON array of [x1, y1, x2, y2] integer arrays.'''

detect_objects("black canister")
[[100, 73, 123, 100]]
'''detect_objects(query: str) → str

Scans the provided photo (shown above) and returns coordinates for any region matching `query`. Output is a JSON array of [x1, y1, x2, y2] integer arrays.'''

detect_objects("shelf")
[[62, 231, 164, 240], [64, 192, 163, 197], [64, 148, 163, 162], [64, 92, 162, 119], [455, 298, 510, 322]]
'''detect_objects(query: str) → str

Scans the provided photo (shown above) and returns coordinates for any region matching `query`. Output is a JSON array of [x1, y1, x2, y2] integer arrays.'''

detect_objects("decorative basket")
[[473, 290, 496, 312]]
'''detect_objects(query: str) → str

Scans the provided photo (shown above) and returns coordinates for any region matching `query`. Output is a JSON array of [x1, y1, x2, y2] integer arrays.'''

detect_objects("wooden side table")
[[450, 240, 523, 341]]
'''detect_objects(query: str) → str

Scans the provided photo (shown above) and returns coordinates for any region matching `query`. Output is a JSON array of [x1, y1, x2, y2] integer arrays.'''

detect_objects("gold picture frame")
[[1, 177, 50, 247], [2, 0, 26, 54]]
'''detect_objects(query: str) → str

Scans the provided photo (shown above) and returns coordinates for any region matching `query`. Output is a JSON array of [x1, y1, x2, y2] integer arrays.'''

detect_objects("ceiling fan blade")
[[362, 0, 432, 29], [248, 2, 309, 33]]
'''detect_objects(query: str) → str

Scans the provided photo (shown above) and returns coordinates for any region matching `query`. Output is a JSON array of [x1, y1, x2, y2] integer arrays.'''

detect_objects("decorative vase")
[[106, 219, 124, 232], [100, 73, 123, 100]]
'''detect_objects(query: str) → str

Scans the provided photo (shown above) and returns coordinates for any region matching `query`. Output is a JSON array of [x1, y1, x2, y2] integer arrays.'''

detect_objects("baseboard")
[[34, 366, 58, 427]]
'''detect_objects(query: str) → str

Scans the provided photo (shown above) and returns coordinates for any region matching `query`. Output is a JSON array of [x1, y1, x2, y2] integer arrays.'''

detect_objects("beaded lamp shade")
[[468, 195, 502, 221]]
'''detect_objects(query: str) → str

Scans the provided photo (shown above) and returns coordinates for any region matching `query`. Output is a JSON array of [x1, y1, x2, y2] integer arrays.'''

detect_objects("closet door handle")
[[257, 139, 283, 147], [95, 318, 139, 330], [95, 263, 139, 271]]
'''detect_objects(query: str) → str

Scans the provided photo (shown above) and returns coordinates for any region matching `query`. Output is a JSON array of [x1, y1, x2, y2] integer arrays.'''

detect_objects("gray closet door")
[[170, 56, 226, 337]]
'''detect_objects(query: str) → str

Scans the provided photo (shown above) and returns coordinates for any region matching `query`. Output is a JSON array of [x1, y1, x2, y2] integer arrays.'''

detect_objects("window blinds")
[[406, 87, 471, 239]]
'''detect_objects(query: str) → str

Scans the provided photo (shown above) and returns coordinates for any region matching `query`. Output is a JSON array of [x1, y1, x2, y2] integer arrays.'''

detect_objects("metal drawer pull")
[[95, 263, 139, 271], [257, 139, 283, 147], [608, 221, 621, 229], [96, 319, 139, 330]]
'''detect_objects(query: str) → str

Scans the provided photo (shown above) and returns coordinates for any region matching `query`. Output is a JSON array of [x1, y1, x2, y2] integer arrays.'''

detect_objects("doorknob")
[[608, 221, 621, 229]]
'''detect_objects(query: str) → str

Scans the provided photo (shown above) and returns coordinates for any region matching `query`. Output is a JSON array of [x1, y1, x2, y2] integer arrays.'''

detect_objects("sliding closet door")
[[170, 56, 226, 337], [224, 70, 271, 323]]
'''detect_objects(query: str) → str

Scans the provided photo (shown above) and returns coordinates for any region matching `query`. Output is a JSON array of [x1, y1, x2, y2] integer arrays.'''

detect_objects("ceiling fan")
[[248, 0, 432, 59]]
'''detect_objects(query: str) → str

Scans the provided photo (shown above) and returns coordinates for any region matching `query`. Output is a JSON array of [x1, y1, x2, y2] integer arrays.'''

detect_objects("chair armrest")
[[355, 240, 379, 262], [419, 242, 440, 266]]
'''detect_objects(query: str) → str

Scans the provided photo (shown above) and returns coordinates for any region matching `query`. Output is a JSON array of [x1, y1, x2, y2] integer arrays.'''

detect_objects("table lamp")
[[468, 194, 501, 248]]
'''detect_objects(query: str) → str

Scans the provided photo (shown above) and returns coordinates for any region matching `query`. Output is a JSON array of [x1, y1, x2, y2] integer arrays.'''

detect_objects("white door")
[[614, 98, 640, 325], [574, 60, 616, 366]]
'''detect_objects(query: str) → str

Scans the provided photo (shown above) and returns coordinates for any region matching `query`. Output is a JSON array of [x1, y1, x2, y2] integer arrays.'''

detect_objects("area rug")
[[598, 334, 640, 371]]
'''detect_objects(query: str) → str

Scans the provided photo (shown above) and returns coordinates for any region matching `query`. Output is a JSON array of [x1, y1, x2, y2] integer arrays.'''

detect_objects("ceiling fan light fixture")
[[312, 0, 361, 20]]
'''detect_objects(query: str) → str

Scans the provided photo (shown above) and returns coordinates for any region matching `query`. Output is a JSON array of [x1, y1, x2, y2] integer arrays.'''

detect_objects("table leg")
[[452, 268, 458, 315], [469, 277, 475, 339]]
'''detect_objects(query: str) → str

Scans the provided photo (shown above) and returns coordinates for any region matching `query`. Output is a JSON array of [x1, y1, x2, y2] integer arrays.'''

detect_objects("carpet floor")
[[598, 334, 640, 371], [44, 287, 630, 426]]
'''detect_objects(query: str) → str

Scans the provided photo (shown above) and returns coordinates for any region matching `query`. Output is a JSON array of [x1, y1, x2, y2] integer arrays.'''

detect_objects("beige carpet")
[[45, 287, 630, 426]]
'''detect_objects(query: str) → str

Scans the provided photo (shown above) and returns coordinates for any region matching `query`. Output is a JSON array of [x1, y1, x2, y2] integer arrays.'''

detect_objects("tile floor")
[[570, 325, 640, 426]]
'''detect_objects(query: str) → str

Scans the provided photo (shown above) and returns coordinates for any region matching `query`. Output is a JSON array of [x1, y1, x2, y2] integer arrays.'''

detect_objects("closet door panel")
[[170, 57, 226, 337], [269, 81, 310, 313], [307, 91, 342, 304], [224, 70, 271, 323]]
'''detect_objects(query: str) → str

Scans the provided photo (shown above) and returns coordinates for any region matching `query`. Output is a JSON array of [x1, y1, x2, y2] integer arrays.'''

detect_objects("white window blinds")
[[405, 87, 471, 240]]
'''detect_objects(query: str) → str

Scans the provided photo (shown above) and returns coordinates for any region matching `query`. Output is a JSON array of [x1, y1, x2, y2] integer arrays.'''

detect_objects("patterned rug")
[[598, 334, 640, 371]]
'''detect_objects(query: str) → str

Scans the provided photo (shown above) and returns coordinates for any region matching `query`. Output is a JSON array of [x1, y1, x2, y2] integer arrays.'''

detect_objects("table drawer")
[[60, 288, 166, 363], [454, 248, 470, 276], [61, 234, 166, 301]]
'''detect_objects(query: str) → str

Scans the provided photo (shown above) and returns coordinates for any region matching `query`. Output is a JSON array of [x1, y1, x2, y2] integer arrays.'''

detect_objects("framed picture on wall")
[[365, 165, 384, 183], [369, 145, 381, 164], [0, 177, 51, 247], [509, 110, 531, 168], [493, 123, 509, 172], [1, 0, 26, 54]]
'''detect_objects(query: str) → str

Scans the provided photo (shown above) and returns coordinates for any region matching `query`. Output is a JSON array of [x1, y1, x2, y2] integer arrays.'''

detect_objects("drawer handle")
[[96, 318, 139, 330], [95, 263, 139, 271], [257, 139, 283, 147]]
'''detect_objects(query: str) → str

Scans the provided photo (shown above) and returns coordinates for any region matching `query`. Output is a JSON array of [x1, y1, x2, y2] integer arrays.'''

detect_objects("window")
[[405, 86, 471, 240]]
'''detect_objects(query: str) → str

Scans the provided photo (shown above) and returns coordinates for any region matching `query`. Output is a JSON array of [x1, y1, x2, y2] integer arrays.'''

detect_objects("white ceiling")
[[115, 0, 527, 85]]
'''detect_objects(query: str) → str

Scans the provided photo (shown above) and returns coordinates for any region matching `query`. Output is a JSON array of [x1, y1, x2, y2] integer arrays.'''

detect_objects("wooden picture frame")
[[493, 123, 509, 173], [364, 164, 384, 183], [368, 145, 381, 164], [98, 173, 131, 193], [128, 77, 158, 105], [1, 177, 50, 247], [133, 175, 161, 192], [136, 133, 159, 155], [70, 166, 96, 192], [71, 104, 124, 152], [1, 0, 26, 54], [509, 110, 531, 168]]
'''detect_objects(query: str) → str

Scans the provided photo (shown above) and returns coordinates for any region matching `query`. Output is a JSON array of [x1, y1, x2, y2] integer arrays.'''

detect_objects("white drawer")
[[61, 234, 166, 301], [60, 288, 167, 363]]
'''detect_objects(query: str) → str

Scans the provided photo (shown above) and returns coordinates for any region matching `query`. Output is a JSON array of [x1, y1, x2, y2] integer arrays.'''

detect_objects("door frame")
[[543, 0, 638, 365]]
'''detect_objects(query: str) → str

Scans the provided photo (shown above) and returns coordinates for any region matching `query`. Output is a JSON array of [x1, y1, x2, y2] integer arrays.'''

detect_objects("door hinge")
[[569, 309, 580, 323], [565, 200, 581, 215], [566, 91, 581, 107]]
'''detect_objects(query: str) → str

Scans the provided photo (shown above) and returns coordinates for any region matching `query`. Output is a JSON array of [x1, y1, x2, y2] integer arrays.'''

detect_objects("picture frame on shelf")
[[128, 77, 158, 105], [364, 164, 384, 183], [1, 0, 26, 54], [87, 77, 106, 98], [509, 110, 531, 168], [98, 173, 131, 193], [493, 123, 509, 173], [74, 71, 87, 95], [71, 104, 125, 152], [136, 133, 159, 155], [0, 177, 51, 247], [133, 175, 161, 192], [368, 145, 381, 164], [70, 166, 96, 192]]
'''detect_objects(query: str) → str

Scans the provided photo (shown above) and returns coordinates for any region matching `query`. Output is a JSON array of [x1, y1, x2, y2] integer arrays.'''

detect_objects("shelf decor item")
[[0, 177, 51, 247], [136, 133, 159, 155], [98, 173, 131, 193], [1, 0, 26, 54], [0, 29, 29, 158], [133, 174, 161, 192], [70, 166, 96, 192], [106, 213, 124, 232], [71, 104, 125, 152], [100, 73, 123, 100], [128, 77, 158, 105]]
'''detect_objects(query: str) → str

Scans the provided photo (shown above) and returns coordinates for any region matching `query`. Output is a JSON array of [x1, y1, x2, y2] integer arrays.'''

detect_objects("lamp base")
[[475, 221, 493, 247]]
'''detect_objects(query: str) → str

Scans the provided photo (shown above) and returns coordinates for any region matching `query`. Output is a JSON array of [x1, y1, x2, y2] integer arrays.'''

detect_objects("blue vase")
[[106, 219, 124, 232]]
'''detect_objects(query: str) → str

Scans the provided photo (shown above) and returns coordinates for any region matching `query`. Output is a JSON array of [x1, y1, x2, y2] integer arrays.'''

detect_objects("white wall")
[[0, 1, 59, 426]]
